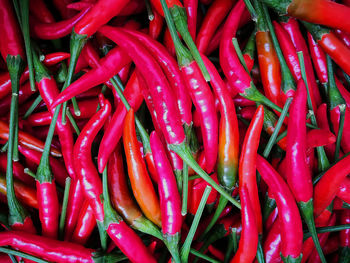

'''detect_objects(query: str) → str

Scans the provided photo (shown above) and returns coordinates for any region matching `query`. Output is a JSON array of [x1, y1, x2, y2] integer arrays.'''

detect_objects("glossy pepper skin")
[[257, 155, 303, 260], [239, 105, 264, 234], [71, 200, 96, 245], [123, 109, 162, 227]]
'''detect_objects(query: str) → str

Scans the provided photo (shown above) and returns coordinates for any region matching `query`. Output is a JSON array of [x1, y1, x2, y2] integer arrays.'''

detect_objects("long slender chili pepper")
[[184, 0, 198, 39], [98, 25, 241, 208], [261, 0, 350, 35], [314, 153, 350, 216], [33, 49, 76, 180], [230, 186, 258, 263], [149, 7, 164, 39], [74, 94, 110, 248], [337, 177, 350, 204], [150, 131, 182, 263], [263, 220, 281, 263], [220, 0, 281, 112], [339, 209, 350, 262], [123, 109, 162, 226], [198, 55, 239, 236], [255, 7, 282, 107], [52, 46, 131, 108], [30, 7, 91, 40], [0, 120, 61, 157], [280, 17, 322, 107], [286, 80, 326, 263], [0, 174, 38, 209], [18, 145, 68, 187], [304, 22, 350, 77], [257, 155, 303, 261], [33, 98, 61, 239], [0, 153, 34, 186], [196, 0, 235, 54], [239, 105, 264, 234]]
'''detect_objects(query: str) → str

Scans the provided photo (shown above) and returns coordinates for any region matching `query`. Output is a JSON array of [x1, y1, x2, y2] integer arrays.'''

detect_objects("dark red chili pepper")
[[0, 174, 38, 210], [280, 17, 322, 107], [163, 28, 176, 56], [30, 7, 91, 40], [334, 29, 350, 49], [322, 236, 339, 255], [52, 46, 131, 108], [29, 0, 55, 23], [0, 69, 28, 100], [42, 52, 71, 66], [337, 177, 350, 204], [53, 0, 76, 19], [304, 22, 350, 77], [257, 155, 303, 260], [230, 186, 258, 263], [98, 71, 144, 175], [33, 50, 76, 180], [70, 200, 96, 245], [27, 98, 99, 126], [0, 153, 34, 187], [149, 7, 164, 39], [183, 0, 198, 39], [150, 131, 182, 262], [239, 105, 264, 234], [263, 220, 281, 263], [339, 209, 350, 262], [196, 0, 234, 54]]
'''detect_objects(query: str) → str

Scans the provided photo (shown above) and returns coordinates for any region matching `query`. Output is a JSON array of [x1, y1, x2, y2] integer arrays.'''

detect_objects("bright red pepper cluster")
[[1, 0, 350, 262]]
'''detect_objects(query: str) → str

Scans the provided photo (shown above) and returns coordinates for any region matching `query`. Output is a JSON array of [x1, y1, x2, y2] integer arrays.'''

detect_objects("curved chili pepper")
[[304, 22, 350, 77], [196, 0, 234, 54], [74, 94, 110, 224], [42, 52, 71, 66], [0, 69, 28, 100], [262, 0, 350, 35], [337, 177, 350, 204], [33, 49, 76, 180], [30, 7, 91, 40], [239, 105, 264, 234], [257, 155, 303, 260], [123, 109, 162, 226], [52, 46, 131, 108], [262, 107, 287, 150], [70, 200, 96, 245], [230, 186, 258, 263], [280, 17, 321, 107], [263, 220, 281, 263], [339, 209, 350, 262], [0, 153, 34, 186], [149, 7, 164, 39], [53, 0, 76, 19], [163, 28, 176, 56], [150, 131, 182, 262], [0, 174, 38, 209], [98, 71, 144, 179], [0, 120, 61, 157], [184, 0, 198, 39], [256, 22, 282, 107], [334, 29, 350, 49]]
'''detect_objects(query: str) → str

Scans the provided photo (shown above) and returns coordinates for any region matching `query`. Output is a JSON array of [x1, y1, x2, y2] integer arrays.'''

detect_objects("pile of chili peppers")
[[2, 0, 350, 262]]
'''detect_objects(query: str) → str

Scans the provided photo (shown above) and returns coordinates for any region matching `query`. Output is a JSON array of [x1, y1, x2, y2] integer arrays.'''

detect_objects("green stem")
[[299, 200, 327, 263], [61, 31, 87, 124], [18, 0, 35, 92], [23, 94, 42, 119], [66, 109, 81, 135], [189, 175, 200, 181], [0, 247, 49, 263], [232, 38, 249, 73], [190, 249, 221, 263], [303, 224, 350, 240], [181, 186, 212, 262], [181, 162, 189, 215], [144, 0, 154, 20], [224, 232, 237, 263], [335, 105, 345, 161], [9, 254, 17, 263], [256, 238, 265, 263], [169, 142, 241, 209], [59, 177, 71, 240], [263, 97, 292, 157], [70, 98, 81, 117]]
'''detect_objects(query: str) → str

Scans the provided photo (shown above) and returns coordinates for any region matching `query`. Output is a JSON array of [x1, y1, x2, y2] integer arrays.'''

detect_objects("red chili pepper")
[[263, 220, 281, 263], [304, 22, 350, 77], [70, 200, 96, 245], [30, 7, 91, 40], [53, 0, 77, 19], [231, 186, 258, 263], [29, 0, 55, 23], [0, 69, 28, 100], [337, 177, 350, 204], [183, 0, 198, 39], [239, 105, 264, 234], [163, 28, 176, 56], [339, 209, 350, 262], [0, 174, 38, 210], [334, 29, 350, 49], [33, 50, 76, 180], [196, 0, 235, 54], [52, 46, 131, 108], [308, 32, 328, 87], [322, 235, 339, 255], [257, 155, 303, 260], [123, 109, 162, 227], [98, 71, 144, 175], [150, 131, 182, 262], [280, 17, 322, 107], [149, 7, 164, 39]]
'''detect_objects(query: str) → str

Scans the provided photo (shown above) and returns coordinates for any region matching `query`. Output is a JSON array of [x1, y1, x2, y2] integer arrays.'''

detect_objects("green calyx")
[[32, 49, 51, 83], [243, 28, 257, 60], [260, 0, 292, 15], [132, 216, 163, 240], [302, 22, 330, 42], [263, 193, 277, 222], [92, 251, 128, 263], [281, 254, 302, 263], [339, 247, 350, 263], [327, 55, 346, 110], [298, 199, 327, 263], [170, 5, 210, 81], [164, 233, 181, 263]]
